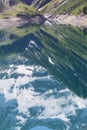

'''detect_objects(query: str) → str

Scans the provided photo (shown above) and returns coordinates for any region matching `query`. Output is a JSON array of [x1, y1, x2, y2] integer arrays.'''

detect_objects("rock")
[[17, 13, 46, 25], [44, 21, 52, 26]]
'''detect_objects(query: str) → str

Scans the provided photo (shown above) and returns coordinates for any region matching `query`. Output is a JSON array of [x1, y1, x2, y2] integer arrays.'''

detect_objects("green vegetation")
[[0, 0, 87, 19], [41, 0, 87, 15], [55, 0, 87, 15], [41, 0, 59, 13], [15, 3, 40, 16], [0, 2, 40, 19]]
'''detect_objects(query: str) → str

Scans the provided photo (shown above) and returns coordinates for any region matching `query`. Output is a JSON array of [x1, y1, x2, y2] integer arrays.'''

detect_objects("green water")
[[0, 25, 87, 130]]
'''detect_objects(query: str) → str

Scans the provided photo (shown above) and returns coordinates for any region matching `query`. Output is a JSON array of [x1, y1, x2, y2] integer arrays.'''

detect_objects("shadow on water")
[[0, 25, 87, 98]]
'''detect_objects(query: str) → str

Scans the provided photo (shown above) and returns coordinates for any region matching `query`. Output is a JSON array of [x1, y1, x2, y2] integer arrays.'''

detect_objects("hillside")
[[1, 0, 87, 15], [18, 0, 87, 15], [20, 0, 52, 8], [0, 2, 45, 28], [0, 2, 41, 18], [0, 0, 87, 28], [40, 0, 87, 15]]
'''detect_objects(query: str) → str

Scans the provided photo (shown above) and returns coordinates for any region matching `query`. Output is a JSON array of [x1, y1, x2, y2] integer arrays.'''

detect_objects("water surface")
[[0, 25, 87, 130]]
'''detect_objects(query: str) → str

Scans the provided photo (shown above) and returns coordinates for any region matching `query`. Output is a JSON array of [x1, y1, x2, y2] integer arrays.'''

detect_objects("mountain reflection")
[[0, 25, 87, 130]]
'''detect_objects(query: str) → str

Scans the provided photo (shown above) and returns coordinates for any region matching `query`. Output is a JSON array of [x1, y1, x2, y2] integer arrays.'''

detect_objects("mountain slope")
[[18, 0, 87, 15], [20, 0, 52, 8], [40, 0, 87, 15], [1, 0, 87, 15]]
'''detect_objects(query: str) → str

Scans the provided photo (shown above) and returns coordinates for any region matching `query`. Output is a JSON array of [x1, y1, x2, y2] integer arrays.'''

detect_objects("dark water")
[[0, 25, 87, 130]]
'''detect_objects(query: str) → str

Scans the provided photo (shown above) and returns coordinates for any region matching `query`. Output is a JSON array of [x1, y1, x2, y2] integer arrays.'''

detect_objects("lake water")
[[0, 24, 87, 130]]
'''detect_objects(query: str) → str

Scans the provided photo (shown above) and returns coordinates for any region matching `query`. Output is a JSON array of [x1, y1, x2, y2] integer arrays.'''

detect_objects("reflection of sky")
[[31, 126, 52, 130], [0, 56, 87, 130]]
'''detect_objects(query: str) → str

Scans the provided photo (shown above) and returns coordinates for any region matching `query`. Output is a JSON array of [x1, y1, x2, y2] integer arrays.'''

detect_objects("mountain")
[[20, 0, 52, 8], [0, 0, 52, 8], [0, 0, 87, 28], [18, 0, 87, 15], [1, 0, 87, 15], [40, 0, 87, 15], [0, 1, 46, 26]]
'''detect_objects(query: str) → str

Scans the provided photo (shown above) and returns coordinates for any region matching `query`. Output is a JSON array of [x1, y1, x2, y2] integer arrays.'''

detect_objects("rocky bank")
[[45, 14, 87, 28]]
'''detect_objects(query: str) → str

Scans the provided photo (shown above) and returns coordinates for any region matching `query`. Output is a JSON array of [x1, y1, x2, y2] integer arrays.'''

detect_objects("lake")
[[0, 24, 87, 130]]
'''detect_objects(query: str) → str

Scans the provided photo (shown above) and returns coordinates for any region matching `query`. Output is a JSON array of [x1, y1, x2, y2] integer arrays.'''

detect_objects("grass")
[[40, 0, 87, 15], [71, 2, 87, 15], [0, 2, 40, 19], [15, 3, 40, 16], [55, 0, 87, 15], [41, 0, 60, 13]]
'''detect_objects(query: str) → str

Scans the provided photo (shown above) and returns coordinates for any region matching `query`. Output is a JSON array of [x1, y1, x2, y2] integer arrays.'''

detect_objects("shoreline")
[[0, 15, 45, 29], [0, 17, 28, 29], [45, 14, 87, 28], [0, 14, 87, 29]]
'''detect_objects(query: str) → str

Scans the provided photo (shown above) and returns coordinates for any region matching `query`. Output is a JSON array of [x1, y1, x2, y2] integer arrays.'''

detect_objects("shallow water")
[[0, 25, 87, 130]]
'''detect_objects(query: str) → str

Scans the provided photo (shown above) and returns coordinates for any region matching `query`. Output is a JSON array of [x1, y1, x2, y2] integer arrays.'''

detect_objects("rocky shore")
[[0, 14, 45, 29], [45, 14, 87, 28], [0, 14, 87, 29]]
